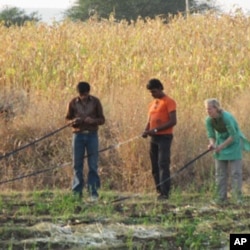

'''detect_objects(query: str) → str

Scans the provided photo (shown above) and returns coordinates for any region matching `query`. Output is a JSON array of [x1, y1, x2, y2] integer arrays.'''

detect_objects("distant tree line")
[[0, 7, 40, 27], [64, 0, 216, 22], [0, 0, 217, 27]]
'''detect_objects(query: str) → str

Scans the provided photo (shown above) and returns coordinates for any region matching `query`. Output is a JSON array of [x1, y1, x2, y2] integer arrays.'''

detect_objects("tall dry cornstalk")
[[0, 13, 250, 193]]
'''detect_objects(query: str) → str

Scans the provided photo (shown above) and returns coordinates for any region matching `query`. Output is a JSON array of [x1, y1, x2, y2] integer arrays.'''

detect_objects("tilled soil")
[[0, 192, 249, 250]]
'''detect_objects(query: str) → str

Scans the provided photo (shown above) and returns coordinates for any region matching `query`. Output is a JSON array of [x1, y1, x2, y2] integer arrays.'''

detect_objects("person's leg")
[[150, 139, 160, 194], [72, 133, 85, 197], [86, 132, 100, 197], [230, 160, 242, 202], [215, 160, 228, 201], [158, 135, 173, 198]]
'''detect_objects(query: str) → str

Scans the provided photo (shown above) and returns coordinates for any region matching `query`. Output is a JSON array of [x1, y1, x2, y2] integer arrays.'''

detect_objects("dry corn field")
[[0, 13, 250, 194]]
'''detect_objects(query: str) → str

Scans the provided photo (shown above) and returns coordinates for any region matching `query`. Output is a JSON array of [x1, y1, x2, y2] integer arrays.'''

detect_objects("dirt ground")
[[0, 190, 250, 250]]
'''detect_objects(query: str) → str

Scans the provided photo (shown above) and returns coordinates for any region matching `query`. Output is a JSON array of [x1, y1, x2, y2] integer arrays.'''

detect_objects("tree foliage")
[[65, 0, 214, 22], [0, 7, 40, 27], [191, 0, 218, 13]]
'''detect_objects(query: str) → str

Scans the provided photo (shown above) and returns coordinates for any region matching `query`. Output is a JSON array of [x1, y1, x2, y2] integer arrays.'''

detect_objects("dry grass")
[[1, 13, 250, 193]]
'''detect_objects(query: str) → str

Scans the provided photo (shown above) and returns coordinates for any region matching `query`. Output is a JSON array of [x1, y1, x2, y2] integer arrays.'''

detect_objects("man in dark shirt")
[[66, 81, 105, 201]]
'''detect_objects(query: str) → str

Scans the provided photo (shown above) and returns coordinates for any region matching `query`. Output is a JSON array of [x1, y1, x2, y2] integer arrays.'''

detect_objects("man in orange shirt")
[[142, 78, 177, 200]]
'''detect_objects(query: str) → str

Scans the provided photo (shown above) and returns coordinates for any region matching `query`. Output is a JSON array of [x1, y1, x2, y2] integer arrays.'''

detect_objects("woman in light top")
[[204, 98, 250, 204]]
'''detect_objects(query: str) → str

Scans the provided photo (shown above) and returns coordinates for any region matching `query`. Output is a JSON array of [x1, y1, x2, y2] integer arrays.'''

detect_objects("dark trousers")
[[150, 134, 173, 197]]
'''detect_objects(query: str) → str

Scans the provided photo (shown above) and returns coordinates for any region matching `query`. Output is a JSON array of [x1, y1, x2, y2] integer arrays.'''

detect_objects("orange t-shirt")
[[148, 95, 176, 134]]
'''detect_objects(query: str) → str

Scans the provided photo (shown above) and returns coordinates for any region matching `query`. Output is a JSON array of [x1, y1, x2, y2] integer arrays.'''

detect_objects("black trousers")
[[150, 134, 173, 197]]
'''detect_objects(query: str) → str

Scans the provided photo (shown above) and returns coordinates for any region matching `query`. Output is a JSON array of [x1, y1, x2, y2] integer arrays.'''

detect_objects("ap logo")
[[230, 234, 250, 249]]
